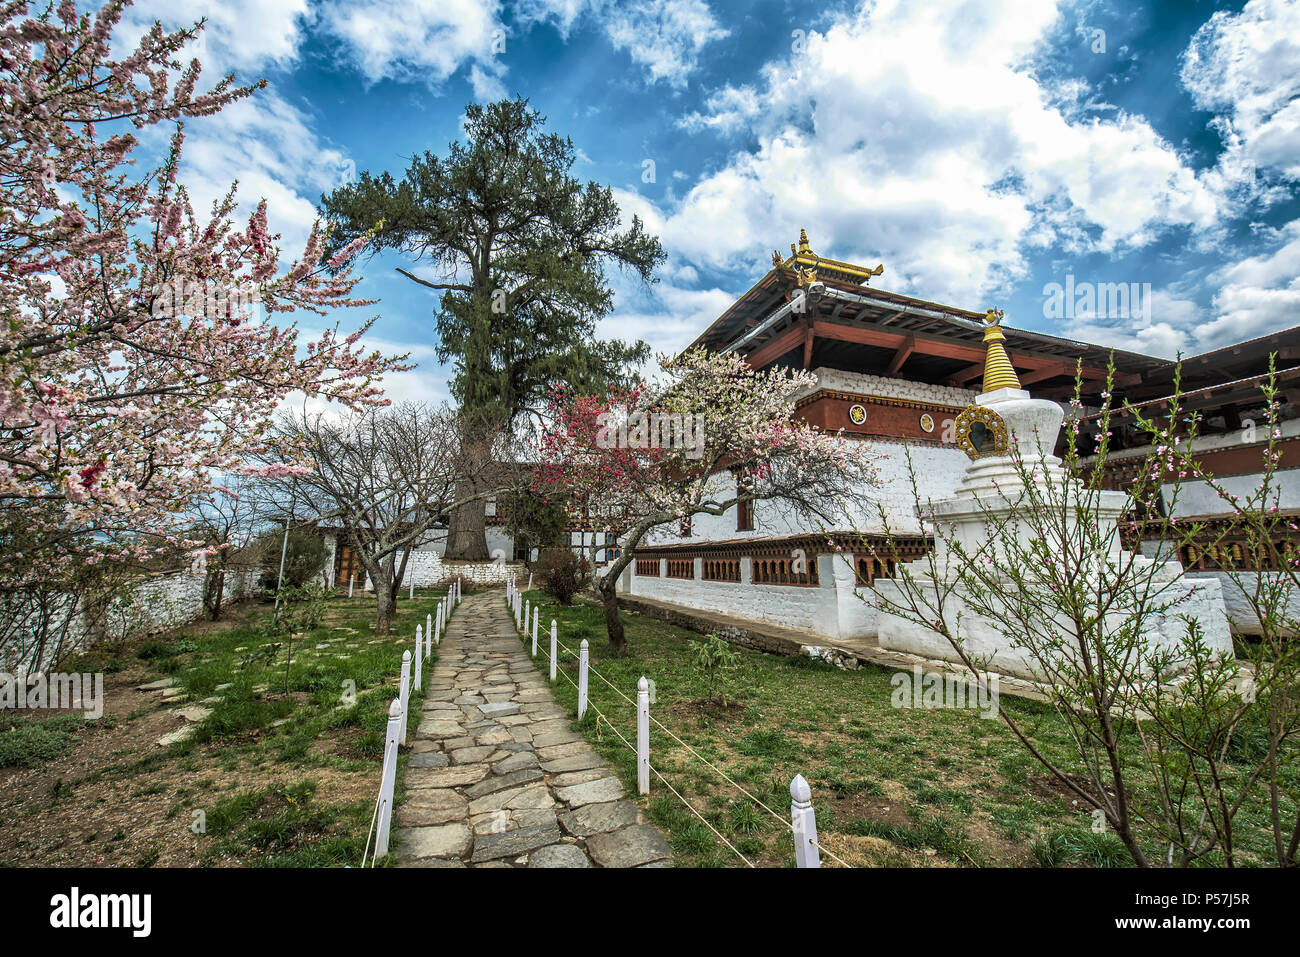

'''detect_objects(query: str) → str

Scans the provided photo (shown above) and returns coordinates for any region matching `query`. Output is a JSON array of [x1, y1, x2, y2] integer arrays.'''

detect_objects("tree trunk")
[[373, 576, 393, 635], [600, 580, 625, 653], [444, 497, 490, 560]]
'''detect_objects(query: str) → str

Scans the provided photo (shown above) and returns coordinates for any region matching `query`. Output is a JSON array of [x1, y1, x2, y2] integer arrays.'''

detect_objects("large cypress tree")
[[320, 98, 663, 559]]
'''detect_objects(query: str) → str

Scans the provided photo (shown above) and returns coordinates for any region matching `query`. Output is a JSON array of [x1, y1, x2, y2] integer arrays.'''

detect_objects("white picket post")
[[578, 640, 589, 718], [409, 575, 414, 600], [348, 575, 354, 598], [414, 625, 423, 689], [790, 774, 821, 868], [637, 677, 650, 795], [456, 577, 461, 603], [549, 619, 557, 682], [516, 598, 523, 632], [434, 611, 442, 646], [374, 698, 403, 859], [398, 651, 412, 745], [426, 613, 432, 655], [524, 599, 530, 635], [527, 572, 533, 591], [531, 608, 538, 656]]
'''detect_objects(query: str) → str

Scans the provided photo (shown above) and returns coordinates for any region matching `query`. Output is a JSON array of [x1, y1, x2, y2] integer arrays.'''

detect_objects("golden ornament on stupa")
[[978, 308, 1022, 394]]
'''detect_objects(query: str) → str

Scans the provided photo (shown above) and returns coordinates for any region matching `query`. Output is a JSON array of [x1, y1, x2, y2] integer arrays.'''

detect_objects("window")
[[635, 558, 660, 576], [667, 559, 694, 579], [702, 559, 742, 582], [737, 499, 754, 532]]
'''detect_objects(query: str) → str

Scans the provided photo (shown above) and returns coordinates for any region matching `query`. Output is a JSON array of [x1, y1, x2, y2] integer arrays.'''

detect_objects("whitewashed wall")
[[627, 553, 881, 642], [640, 438, 969, 548]]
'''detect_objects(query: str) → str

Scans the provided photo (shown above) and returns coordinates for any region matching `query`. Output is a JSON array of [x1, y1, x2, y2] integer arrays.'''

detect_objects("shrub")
[[256, 530, 327, 594], [536, 549, 589, 605], [689, 632, 741, 703]]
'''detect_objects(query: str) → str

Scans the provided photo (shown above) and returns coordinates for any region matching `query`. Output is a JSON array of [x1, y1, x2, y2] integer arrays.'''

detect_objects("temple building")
[[620, 230, 1299, 652]]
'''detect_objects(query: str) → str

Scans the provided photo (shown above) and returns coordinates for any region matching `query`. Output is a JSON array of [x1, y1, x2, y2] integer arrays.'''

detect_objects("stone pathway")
[[393, 589, 672, 868]]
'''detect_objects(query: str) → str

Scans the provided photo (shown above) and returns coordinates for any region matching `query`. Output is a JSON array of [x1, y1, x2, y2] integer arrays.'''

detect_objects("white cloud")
[[122, 0, 309, 71], [1199, 221, 1300, 347], [519, 0, 727, 88], [651, 0, 1216, 308], [316, 0, 506, 88], [604, 0, 729, 88], [1182, 0, 1300, 196], [179, 92, 355, 256]]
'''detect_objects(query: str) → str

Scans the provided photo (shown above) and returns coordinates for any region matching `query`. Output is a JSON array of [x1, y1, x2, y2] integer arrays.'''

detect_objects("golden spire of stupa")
[[979, 308, 1022, 393]]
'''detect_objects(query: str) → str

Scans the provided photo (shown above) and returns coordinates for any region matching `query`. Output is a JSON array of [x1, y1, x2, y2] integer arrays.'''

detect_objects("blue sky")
[[118, 0, 1300, 405]]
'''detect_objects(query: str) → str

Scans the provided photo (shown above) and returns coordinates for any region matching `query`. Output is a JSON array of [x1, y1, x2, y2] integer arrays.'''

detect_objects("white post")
[[457, 577, 462, 603], [524, 599, 530, 636], [516, 598, 523, 631], [578, 640, 589, 718], [426, 613, 432, 654], [549, 619, 557, 683], [398, 651, 411, 746], [409, 572, 414, 600], [790, 774, 821, 868], [637, 677, 650, 795], [531, 608, 538, 657], [437, 599, 444, 636], [375, 699, 402, 859], [414, 625, 423, 689], [348, 575, 354, 598], [527, 572, 533, 591]]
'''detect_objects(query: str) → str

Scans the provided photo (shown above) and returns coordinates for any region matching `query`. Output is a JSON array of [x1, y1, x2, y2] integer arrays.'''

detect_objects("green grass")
[[38, 586, 468, 867], [0, 714, 84, 768], [518, 589, 1297, 869]]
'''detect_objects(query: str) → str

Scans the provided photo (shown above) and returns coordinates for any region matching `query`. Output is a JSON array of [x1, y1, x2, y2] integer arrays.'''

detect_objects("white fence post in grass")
[[549, 619, 557, 682], [375, 699, 402, 859], [426, 613, 432, 652], [790, 774, 821, 869], [398, 651, 412, 746], [524, 599, 530, 636], [578, 640, 589, 718], [348, 575, 355, 598], [527, 572, 533, 591], [637, 677, 650, 795], [517, 598, 523, 632], [414, 626, 423, 689], [531, 607, 538, 656], [457, 577, 462, 603], [409, 574, 414, 600]]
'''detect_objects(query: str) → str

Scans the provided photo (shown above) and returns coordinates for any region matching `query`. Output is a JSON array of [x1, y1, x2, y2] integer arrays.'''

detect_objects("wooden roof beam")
[[744, 323, 808, 370], [886, 335, 915, 377]]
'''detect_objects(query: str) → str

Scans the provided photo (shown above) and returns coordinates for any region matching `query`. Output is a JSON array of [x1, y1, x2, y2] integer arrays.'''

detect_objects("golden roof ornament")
[[978, 308, 1021, 393]]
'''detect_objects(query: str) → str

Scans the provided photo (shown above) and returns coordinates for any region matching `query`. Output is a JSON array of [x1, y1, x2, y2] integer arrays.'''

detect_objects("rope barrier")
[[510, 592, 855, 867]]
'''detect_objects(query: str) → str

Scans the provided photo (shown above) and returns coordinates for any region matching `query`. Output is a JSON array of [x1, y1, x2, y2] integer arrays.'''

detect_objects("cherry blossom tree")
[[0, 1, 402, 601], [534, 348, 877, 651]]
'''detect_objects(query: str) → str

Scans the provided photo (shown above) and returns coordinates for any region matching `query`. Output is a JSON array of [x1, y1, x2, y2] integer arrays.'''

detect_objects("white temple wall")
[[1165, 469, 1300, 517], [640, 438, 970, 547]]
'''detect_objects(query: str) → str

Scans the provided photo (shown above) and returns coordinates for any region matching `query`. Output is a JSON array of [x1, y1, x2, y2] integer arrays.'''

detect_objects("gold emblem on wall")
[[920, 413, 935, 433], [848, 404, 867, 426], [955, 405, 1009, 460]]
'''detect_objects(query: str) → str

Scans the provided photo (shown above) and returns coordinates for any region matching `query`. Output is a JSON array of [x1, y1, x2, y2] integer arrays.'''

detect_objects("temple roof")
[[689, 230, 1167, 399]]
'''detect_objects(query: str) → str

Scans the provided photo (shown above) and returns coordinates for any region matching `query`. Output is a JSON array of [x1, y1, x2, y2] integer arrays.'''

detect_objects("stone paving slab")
[[393, 589, 671, 868]]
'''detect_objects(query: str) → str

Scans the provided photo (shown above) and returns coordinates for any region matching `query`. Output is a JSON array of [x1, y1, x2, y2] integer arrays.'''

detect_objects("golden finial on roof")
[[797, 227, 813, 256], [979, 308, 1022, 393]]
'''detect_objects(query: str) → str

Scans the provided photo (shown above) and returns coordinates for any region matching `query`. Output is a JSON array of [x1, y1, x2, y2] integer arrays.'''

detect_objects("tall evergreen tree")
[[321, 98, 663, 559]]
